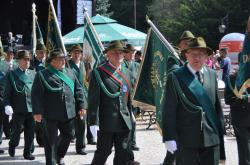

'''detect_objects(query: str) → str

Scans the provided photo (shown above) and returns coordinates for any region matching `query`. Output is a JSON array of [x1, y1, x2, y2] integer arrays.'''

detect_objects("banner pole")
[[83, 8, 105, 51], [48, 0, 67, 55]]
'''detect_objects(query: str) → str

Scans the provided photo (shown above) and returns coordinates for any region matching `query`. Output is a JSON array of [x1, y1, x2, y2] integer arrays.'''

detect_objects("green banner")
[[83, 15, 105, 68], [46, 6, 64, 52], [31, 18, 45, 51], [36, 19, 45, 46], [234, 33, 250, 98], [134, 28, 177, 130]]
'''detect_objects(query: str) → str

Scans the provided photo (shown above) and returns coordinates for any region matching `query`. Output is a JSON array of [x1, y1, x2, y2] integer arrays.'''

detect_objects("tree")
[[109, 0, 152, 32], [96, 0, 113, 17], [148, 0, 250, 49]]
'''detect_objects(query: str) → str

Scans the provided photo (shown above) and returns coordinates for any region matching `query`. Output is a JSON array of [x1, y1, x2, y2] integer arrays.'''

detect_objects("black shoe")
[[38, 144, 44, 147], [76, 148, 87, 155], [88, 141, 97, 145], [57, 158, 65, 165], [126, 160, 140, 165], [131, 145, 140, 151], [5, 136, 10, 140], [23, 154, 35, 160], [8, 147, 15, 157], [0, 149, 4, 154]]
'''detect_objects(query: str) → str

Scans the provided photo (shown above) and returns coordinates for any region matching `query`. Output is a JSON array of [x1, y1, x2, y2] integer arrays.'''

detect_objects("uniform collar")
[[187, 63, 204, 76], [108, 62, 121, 70], [18, 67, 27, 73]]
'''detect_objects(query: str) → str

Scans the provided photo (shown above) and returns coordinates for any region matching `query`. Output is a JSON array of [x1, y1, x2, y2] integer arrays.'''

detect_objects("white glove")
[[5, 105, 13, 116], [90, 125, 99, 142], [164, 140, 177, 154]]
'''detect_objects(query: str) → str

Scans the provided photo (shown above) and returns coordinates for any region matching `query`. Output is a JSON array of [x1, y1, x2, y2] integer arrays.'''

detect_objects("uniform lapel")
[[175, 65, 219, 134]]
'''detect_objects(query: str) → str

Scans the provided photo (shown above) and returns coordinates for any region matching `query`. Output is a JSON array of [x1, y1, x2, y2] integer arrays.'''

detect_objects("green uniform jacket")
[[0, 60, 18, 74], [162, 65, 224, 148], [166, 55, 184, 72], [88, 62, 133, 132], [68, 60, 88, 99], [68, 60, 86, 85], [122, 60, 140, 88], [31, 68, 86, 122], [4, 68, 36, 113], [30, 57, 45, 72], [224, 74, 250, 127]]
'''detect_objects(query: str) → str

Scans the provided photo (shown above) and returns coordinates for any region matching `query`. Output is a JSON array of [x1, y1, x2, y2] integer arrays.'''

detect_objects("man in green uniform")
[[31, 49, 87, 165], [162, 37, 225, 165], [224, 19, 250, 165], [225, 71, 250, 165], [0, 47, 18, 139], [167, 30, 195, 72], [163, 30, 195, 165], [30, 43, 47, 148], [0, 63, 6, 154], [0, 51, 6, 147], [3, 50, 36, 160], [68, 44, 88, 155], [123, 44, 140, 151], [88, 41, 139, 165], [31, 43, 46, 72]]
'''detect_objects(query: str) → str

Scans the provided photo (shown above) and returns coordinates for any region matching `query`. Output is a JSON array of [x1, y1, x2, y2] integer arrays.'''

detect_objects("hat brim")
[[47, 55, 67, 62], [36, 49, 47, 51], [181, 46, 213, 56], [70, 49, 83, 53], [124, 49, 136, 53], [16, 56, 31, 60], [177, 37, 193, 45], [103, 48, 126, 54]]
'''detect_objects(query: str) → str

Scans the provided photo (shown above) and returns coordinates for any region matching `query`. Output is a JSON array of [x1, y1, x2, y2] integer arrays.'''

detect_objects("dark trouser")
[[0, 104, 3, 144], [3, 113, 11, 138], [176, 145, 219, 165], [91, 130, 132, 165], [163, 151, 176, 165], [9, 113, 35, 155], [75, 116, 86, 151], [86, 115, 94, 143], [130, 108, 137, 147], [43, 119, 74, 165], [35, 122, 44, 146], [233, 125, 250, 165]]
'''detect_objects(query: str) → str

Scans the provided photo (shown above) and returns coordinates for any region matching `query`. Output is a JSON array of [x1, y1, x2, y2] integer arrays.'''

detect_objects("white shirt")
[[75, 62, 80, 68], [5, 60, 13, 70], [187, 63, 204, 80], [18, 67, 28, 73]]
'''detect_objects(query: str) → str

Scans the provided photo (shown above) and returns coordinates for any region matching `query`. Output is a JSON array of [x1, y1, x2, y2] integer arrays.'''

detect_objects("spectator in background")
[[218, 48, 231, 82], [206, 54, 213, 68]]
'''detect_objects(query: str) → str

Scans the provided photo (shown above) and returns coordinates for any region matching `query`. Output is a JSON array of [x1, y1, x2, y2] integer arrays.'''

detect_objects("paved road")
[[0, 118, 237, 165]]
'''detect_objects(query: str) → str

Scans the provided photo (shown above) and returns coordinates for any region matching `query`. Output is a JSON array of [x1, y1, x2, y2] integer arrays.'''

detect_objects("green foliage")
[[148, 0, 250, 49], [96, 0, 113, 17], [109, 0, 152, 32]]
